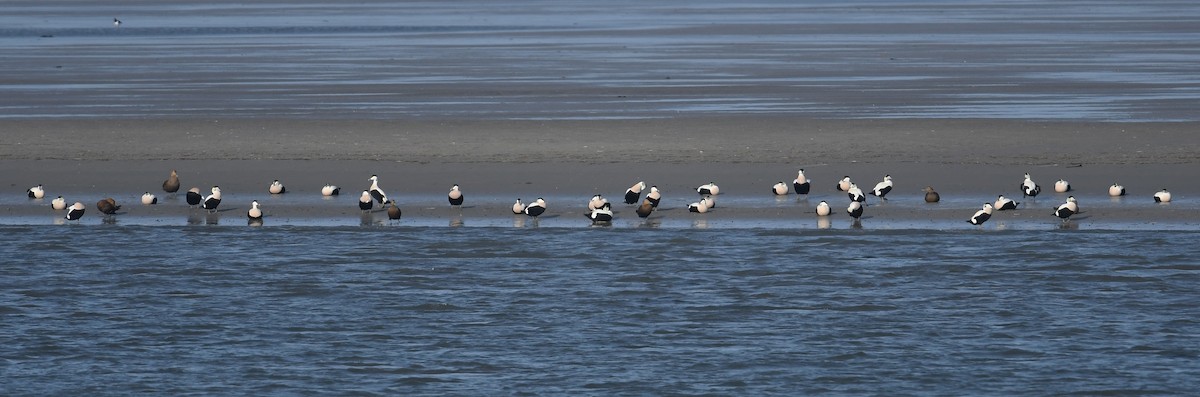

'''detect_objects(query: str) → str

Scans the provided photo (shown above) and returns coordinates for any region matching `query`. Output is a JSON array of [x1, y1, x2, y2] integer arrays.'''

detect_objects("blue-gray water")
[[3, 225, 1198, 395], [3, 0, 1200, 121]]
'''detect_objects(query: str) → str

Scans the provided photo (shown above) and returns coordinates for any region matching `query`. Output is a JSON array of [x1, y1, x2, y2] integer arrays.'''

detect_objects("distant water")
[[3, 225, 1198, 395], [2, 0, 1199, 121]]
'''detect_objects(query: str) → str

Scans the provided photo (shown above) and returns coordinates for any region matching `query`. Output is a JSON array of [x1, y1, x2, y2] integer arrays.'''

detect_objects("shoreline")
[[3, 118, 1195, 229]]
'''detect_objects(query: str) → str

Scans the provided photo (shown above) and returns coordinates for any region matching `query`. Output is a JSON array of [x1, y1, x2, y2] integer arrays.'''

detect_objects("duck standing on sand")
[[994, 195, 1019, 211], [512, 198, 526, 215], [368, 175, 389, 205], [163, 170, 180, 193], [816, 201, 831, 216], [359, 191, 374, 212], [186, 187, 203, 206], [27, 184, 45, 199], [202, 186, 222, 213], [248, 200, 263, 220], [587, 202, 614, 224], [646, 186, 661, 207], [97, 198, 120, 215], [968, 203, 993, 226], [793, 169, 811, 195], [871, 175, 893, 201], [1154, 189, 1172, 203], [1021, 173, 1041, 198], [922, 186, 940, 203], [1108, 184, 1125, 197], [625, 181, 646, 204], [66, 202, 86, 220], [524, 198, 547, 217], [448, 184, 464, 207], [269, 180, 287, 194], [772, 182, 788, 195]]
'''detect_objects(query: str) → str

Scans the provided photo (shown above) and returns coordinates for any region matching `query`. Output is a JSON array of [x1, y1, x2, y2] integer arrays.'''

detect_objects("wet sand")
[[2, 118, 1196, 229]]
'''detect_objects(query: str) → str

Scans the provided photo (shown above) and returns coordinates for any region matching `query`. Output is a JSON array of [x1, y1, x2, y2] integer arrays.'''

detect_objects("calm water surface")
[[3, 225, 1198, 395], [2, 0, 1199, 121]]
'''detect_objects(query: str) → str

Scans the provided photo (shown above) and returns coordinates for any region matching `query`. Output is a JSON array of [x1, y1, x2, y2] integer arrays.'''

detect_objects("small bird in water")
[[793, 169, 811, 195], [635, 198, 654, 218], [696, 182, 719, 196], [836, 176, 852, 192], [1054, 196, 1078, 222], [358, 190, 374, 212], [247, 200, 263, 220], [141, 192, 158, 205], [922, 186, 940, 203], [202, 186, 222, 213], [163, 170, 180, 193], [96, 198, 120, 215], [994, 195, 1019, 211], [524, 198, 547, 217], [66, 202, 86, 220], [113, 18, 121, 28], [1021, 173, 1041, 197], [51, 196, 68, 210], [512, 198, 525, 215], [847, 183, 866, 203], [448, 184, 464, 207], [846, 201, 864, 220], [688, 197, 711, 213], [871, 175, 893, 201], [186, 187, 203, 206], [587, 202, 614, 224], [387, 201, 402, 220], [815, 200, 831, 216], [968, 203, 993, 226], [321, 184, 340, 196], [625, 181, 646, 204], [588, 195, 608, 211], [646, 186, 661, 208]]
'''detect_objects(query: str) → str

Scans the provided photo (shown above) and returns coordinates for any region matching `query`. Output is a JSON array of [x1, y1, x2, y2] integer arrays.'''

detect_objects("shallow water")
[[2, 225, 1198, 395], [2, 0, 1199, 121]]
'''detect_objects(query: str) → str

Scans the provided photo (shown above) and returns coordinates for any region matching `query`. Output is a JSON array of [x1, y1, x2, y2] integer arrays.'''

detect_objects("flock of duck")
[[22, 169, 1175, 226]]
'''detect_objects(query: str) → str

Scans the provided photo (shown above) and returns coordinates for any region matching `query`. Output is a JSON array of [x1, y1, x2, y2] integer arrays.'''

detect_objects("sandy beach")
[[3, 0, 1198, 228], [3, 118, 1197, 228]]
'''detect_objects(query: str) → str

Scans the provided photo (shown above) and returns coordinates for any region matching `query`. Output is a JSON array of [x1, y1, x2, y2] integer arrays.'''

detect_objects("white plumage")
[[141, 192, 158, 205], [202, 186, 222, 212], [1108, 184, 1125, 197], [772, 182, 788, 195], [248, 200, 263, 219], [793, 169, 811, 195], [968, 203, 994, 225], [1154, 189, 1172, 203], [871, 175, 893, 200], [51, 196, 67, 210], [815, 201, 831, 216], [512, 198, 525, 214], [27, 184, 45, 199], [1054, 179, 1071, 193], [1022, 173, 1041, 197], [66, 202, 86, 220]]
